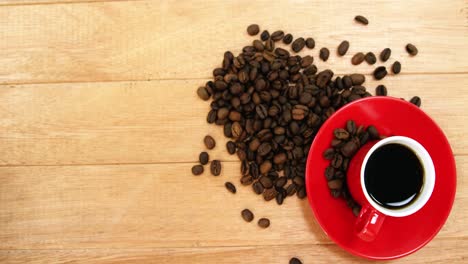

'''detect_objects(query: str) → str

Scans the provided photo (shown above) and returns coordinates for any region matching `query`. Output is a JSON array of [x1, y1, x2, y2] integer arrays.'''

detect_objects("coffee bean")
[[323, 148, 335, 160], [328, 179, 343, 189], [231, 121, 243, 138], [199, 152, 209, 165], [292, 37, 306, 52], [351, 52, 365, 65], [319, 48, 330, 61], [305, 37, 315, 49], [337, 41, 350, 56], [260, 160, 272, 174], [380, 48, 391, 62], [332, 154, 343, 168], [286, 184, 296, 196], [341, 141, 359, 157], [410, 96, 421, 107], [364, 52, 376, 64], [290, 257, 303, 264], [373, 66, 387, 80], [316, 69, 334, 88], [210, 160, 221, 176], [271, 30, 285, 41], [259, 175, 273, 189], [293, 176, 304, 186], [334, 128, 350, 140], [275, 177, 287, 188], [301, 55, 314, 68], [225, 182, 236, 194], [253, 39, 264, 52], [191, 165, 204, 176], [226, 141, 236, 154], [247, 24, 260, 36], [325, 166, 335, 181], [276, 192, 285, 205], [406, 43, 418, 56], [350, 73, 365, 85], [354, 15, 369, 25], [253, 181, 264, 194], [283, 33, 293, 44], [204, 135, 216, 149], [260, 30, 270, 41], [241, 209, 254, 222], [258, 142, 272, 156], [258, 218, 270, 228], [273, 152, 287, 164], [217, 108, 229, 120], [296, 186, 306, 199], [263, 187, 277, 201], [353, 206, 361, 217], [375, 85, 387, 96], [197, 86, 211, 100], [368, 125, 379, 139], [392, 61, 401, 74], [346, 120, 356, 135]]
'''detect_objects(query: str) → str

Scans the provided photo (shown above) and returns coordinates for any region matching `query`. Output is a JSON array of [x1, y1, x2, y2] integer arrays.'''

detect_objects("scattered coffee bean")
[[320, 48, 330, 61], [392, 61, 401, 74], [406, 43, 418, 56], [260, 30, 270, 41], [271, 30, 285, 41], [204, 135, 216, 149], [305, 37, 315, 49], [375, 85, 387, 96], [351, 52, 365, 65], [380, 48, 391, 62], [192, 165, 204, 176], [199, 152, 209, 165], [373, 66, 387, 80], [364, 52, 377, 64], [247, 24, 260, 36], [283, 33, 293, 44], [292, 37, 306, 52], [226, 141, 236, 154], [290, 257, 303, 264], [337, 41, 350, 56], [410, 96, 421, 107], [258, 218, 270, 228], [210, 160, 222, 176], [241, 209, 254, 222], [225, 182, 237, 194], [197, 86, 211, 100], [354, 15, 369, 25]]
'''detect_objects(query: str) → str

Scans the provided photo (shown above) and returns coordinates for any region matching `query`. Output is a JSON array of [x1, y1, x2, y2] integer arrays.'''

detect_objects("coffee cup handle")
[[355, 204, 385, 241]]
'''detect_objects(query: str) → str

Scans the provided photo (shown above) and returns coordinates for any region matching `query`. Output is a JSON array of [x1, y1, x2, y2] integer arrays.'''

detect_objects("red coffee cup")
[[347, 136, 435, 242]]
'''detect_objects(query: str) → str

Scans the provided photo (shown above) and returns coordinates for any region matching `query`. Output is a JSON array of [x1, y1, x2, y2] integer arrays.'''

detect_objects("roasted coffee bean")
[[226, 141, 236, 154], [346, 120, 356, 135], [373, 66, 387, 80], [355, 15, 369, 25], [241, 209, 254, 222], [341, 141, 359, 157], [328, 179, 343, 190], [204, 135, 216, 149], [353, 206, 361, 217], [351, 52, 365, 65], [364, 52, 377, 64], [241, 175, 254, 185], [293, 176, 304, 186], [375, 85, 387, 96], [343, 75, 353, 88], [258, 142, 272, 156], [197, 86, 211, 100], [332, 154, 343, 168], [300, 55, 314, 68], [199, 152, 209, 165], [260, 30, 270, 41], [297, 186, 306, 199], [247, 24, 260, 36], [319, 48, 330, 61], [380, 48, 391, 62], [231, 121, 243, 138], [191, 165, 204, 176], [273, 152, 287, 164], [331, 138, 343, 148], [305, 37, 315, 49], [283, 33, 293, 44], [210, 160, 221, 176], [292, 37, 306, 52], [359, 131, 369, 145], [350, 73, 365, 85], [406, 43, 418, 56], [263, 187, 277, 201], [253, 181, 264, 194], [290, 257, 303, 264], [410, 96, 422, 107], [271, 30, 285, 41], [253, 39, 264, 52], [337, 41, 350, 56], [275, 177, 287, 188], [392, 61, 401, 74], [316, 69, 334, 88], [258, 218, 270, 228], [225, 182, 236, 194], [260, 160, 272, 174], [276, 192, 285, 205], [368, 125, 379, 139], [217, 107, 229, 120], [286, 184, 297, 196], [323, 148, 335, 160], [334, 128, 350, 140], [325, 165, 335, 181], [259, 175, 273, 189]]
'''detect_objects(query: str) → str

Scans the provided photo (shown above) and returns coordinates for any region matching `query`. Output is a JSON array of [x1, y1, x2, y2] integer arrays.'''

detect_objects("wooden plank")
[[0, 156, 465, 249], [0, 74, 466, 166], [0, 0, 466, 84], [0, 238, 467, 264], [0, 0, 133, 6]]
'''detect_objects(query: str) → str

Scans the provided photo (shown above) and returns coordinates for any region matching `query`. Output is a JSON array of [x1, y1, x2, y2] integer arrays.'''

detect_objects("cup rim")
[[360, 136, 436, 217]]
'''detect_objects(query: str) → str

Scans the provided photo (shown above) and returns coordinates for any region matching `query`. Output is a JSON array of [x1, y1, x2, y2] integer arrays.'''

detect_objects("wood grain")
[[0, 239, 467, 264], [0, 0, 466, 84], [0, 0, 133, 6], [0, 157, 465, 249], [0, 74, 466, 166]]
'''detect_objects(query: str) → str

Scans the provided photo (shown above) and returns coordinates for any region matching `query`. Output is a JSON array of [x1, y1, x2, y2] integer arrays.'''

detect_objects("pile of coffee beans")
[[323, 120, 383, 216], [193, 23, 422, 208]]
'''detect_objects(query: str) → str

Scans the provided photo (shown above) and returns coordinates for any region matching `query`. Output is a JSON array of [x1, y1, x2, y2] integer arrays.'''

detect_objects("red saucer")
[[305, 96, 456, 260]]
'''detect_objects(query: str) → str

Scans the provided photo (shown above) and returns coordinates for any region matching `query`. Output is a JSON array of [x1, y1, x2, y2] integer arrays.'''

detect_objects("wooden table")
[[0, 0, 466, 263]]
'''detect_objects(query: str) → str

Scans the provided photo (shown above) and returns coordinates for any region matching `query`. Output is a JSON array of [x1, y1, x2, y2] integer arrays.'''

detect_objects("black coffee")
[[364, 143, 423, 209]]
